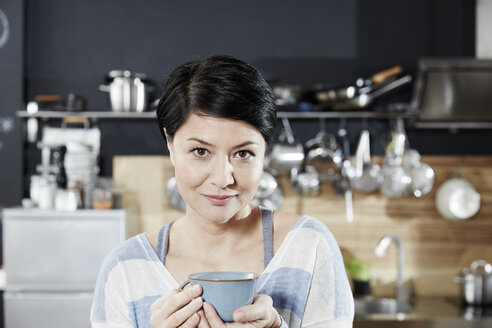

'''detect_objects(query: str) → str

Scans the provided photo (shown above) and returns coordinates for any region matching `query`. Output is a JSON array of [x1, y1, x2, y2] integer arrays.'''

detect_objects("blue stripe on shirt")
[[256, 267, 311, 319], [92, 234, 159, 322], [129, 295, 160, 328]]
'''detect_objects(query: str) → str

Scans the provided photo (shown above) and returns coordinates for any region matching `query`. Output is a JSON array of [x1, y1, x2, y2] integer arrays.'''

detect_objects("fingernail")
[[234, 311, 244, 321], [204, 302, 213, 312], [192, 297, 202, 305], [191, 285, 201, 293]]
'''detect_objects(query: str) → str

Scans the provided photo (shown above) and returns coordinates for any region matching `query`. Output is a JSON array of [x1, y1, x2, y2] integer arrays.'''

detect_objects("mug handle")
[[179, 279, 191, 290]]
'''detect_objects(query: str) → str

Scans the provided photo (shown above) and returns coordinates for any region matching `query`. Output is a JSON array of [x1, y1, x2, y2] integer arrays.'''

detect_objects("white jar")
[[38, 176, 57, 210]]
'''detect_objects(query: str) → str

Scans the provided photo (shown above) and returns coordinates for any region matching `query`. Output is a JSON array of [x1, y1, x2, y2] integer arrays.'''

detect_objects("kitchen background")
[[1, 0, 492, 207], [1, 0, 492, 327]]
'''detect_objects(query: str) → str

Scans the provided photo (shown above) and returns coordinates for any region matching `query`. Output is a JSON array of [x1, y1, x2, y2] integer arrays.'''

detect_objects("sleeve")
[[301, 219, 354, 327], [90, 250, 133, 328]]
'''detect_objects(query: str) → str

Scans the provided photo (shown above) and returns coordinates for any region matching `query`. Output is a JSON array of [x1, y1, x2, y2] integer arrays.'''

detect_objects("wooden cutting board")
[[113, 156, 183, 238]]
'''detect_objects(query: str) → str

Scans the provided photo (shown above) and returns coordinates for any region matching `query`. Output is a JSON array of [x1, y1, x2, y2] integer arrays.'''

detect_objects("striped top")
[[90, 209, 354, 327]]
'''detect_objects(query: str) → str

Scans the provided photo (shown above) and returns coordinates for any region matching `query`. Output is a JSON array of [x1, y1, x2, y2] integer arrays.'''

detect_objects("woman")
[[91, 55, 354, 328]]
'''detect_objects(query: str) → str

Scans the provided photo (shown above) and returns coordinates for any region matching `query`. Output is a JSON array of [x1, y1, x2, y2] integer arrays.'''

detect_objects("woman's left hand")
[[201, 294, 282, 328]]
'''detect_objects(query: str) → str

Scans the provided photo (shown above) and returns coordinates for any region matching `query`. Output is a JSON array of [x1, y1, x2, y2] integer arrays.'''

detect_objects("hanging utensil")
[[294, 165, 320, 195], [304, 131, 343, 183], [351, 129, 382, 192], [403, 149, 435, 198], [265, 118, 304, 179], [435, 161, 480, 221], [252, 170, 284, 210], [331, 119, 354, 222], [380, 119, 411, 198]]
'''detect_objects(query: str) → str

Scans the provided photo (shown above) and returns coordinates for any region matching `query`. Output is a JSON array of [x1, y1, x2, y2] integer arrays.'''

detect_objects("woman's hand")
[[150, 284, 205, 328], [201, 294, 282, 328]]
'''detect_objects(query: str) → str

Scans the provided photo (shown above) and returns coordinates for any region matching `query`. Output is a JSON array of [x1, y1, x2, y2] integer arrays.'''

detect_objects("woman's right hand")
[[150, 284, 204, 328]]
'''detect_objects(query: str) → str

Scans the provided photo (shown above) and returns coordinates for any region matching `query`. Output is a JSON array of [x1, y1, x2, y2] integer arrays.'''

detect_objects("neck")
[[173, 205, 261, 254]]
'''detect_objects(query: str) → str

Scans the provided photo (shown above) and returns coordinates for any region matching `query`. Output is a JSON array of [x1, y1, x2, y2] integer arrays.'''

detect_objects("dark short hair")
[[156, 55, 277, 145]]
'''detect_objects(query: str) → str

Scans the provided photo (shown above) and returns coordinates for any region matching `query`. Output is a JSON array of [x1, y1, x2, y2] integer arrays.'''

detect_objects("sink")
[[355, 297, 413, 315]]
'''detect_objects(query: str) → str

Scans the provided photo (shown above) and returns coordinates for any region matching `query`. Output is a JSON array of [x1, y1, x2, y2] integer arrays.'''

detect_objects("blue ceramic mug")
[[179, 271, 258, 322]]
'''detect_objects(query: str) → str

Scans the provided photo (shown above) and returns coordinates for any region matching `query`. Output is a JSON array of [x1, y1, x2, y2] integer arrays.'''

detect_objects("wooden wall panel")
[[113, 155, 492, 298]]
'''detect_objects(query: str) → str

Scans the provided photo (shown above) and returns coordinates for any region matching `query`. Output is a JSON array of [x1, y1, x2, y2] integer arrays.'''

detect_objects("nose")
[[209, 155, 234, 188]]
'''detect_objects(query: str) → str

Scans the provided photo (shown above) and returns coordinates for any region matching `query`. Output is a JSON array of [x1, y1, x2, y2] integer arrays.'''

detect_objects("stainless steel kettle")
[[99, 70, 154, 112]]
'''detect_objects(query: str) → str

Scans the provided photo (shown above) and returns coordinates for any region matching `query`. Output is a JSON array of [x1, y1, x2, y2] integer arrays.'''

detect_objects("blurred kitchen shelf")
[[413, 121, 492, 129], [277, 111, 417, 119], [17, 108, 418, 120], [17, 110, 157, 120]]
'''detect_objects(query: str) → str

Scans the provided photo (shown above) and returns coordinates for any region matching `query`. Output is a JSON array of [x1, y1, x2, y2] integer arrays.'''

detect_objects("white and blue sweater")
[[91, 209, 354, 327]]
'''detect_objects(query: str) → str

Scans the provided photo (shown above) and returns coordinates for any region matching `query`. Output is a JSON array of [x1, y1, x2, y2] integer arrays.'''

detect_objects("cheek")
[[251, 164, 264, 186], [236, 161, 264, 191], [173, 156, 206, 189]]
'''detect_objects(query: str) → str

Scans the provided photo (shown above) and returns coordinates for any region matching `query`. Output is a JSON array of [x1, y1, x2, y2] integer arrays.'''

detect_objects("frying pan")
[[329, 75, 412, 110], [314, 66, 403, 104]]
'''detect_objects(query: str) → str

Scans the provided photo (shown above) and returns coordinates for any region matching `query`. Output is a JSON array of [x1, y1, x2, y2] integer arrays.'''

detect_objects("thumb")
[[233, 295, 272, 322]]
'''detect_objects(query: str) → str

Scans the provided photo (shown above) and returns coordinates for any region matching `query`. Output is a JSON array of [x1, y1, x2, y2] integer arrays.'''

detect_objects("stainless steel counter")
[[354, 297, 492, 327]]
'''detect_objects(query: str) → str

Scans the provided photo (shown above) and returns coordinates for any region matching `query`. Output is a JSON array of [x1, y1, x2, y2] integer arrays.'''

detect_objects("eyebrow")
[[187, 138, 259, 149]]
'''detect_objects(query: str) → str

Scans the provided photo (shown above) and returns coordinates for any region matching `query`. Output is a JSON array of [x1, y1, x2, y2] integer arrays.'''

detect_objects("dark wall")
[[0, 0, 23, 207], [6, 0, 492, 204], [25, 0, 358, 104]]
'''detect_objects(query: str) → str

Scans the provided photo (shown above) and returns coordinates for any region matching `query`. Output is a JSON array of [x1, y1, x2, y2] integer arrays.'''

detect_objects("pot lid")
[[108, 70, 146, 79], [470, 260, 492, 274], [461, 260, 492, 276]]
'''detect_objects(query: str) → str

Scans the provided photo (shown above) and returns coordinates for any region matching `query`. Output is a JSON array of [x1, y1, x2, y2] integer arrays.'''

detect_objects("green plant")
[[345, 257, 371, 282]]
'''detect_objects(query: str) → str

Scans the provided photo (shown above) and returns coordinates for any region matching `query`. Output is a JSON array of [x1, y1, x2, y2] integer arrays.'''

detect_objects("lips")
[[204, 194, 236, 206]]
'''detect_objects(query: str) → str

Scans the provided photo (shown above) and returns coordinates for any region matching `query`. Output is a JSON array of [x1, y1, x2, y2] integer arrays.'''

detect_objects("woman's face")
[[167, 113, 266, 223]]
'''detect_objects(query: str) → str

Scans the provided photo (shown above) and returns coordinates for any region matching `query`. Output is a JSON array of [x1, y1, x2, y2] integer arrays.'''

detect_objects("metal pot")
[[251, 170, 284, 210], [99, 70, 154, 112], [265, 118, 304, 178], [273, 85, 303, 106], [166, 176, 186, 212], [304, 131, 343, 183], [454, 260, 492, 305], [435, 175, 481, 221]]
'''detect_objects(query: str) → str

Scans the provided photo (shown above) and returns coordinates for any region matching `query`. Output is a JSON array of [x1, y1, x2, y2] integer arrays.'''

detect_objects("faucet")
[[375, 235, 407, 303]]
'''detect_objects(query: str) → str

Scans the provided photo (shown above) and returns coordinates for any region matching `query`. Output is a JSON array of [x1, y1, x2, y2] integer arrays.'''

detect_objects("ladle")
[[351, 127, 382, 192]]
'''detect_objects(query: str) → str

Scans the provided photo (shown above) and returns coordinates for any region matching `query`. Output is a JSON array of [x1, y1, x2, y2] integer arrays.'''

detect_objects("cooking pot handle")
[[471, 259, 492, 273], [99, 84, 110, 92], [452, 276, 465, 284]]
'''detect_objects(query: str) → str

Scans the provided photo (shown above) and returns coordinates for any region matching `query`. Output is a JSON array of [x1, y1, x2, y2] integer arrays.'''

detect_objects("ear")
[[164, 128, 175, 166]]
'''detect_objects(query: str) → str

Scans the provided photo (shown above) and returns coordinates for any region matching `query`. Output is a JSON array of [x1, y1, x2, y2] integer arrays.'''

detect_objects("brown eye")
[[192, 148, 208, 158], [235, 150, 253, 160]]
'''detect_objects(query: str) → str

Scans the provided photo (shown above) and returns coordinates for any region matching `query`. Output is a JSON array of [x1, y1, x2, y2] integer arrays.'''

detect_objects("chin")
[[189, 197, 251, 223]]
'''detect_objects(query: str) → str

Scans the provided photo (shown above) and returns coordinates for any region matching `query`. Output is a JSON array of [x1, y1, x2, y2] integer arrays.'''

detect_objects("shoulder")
[[276, 212, 341, 249], [273, 211, 337, 252], [274, 211, 331, 236], [97, 233, 158, 280], [272, 210, 301, 232], [272, 211, 301, 251]]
